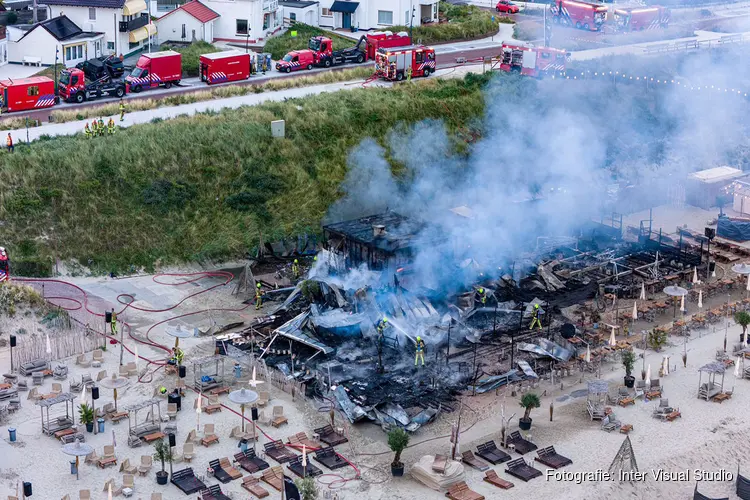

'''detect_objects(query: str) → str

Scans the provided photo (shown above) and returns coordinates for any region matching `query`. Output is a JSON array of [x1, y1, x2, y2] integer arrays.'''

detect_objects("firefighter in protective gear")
[[107, 118, 115, 135], [415, 336, 426, 367], [406, 66, 412, 82], [119, 100, 126, 121], [255, 282, 264, 310], [172, 346, 184, 365], [110, 308, 118, 335], [97, 118, 105, 136], [292, 259, 300, 280], [390, 62, 396, 80], [529, 303, 542, 330], [84, 122, 92, 138], [477, 287, 487, 306], [6, 133, 13, 153], [376, 317, 388, 335]]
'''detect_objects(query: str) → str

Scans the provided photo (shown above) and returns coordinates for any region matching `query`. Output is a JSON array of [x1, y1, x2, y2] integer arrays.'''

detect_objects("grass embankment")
[[393, 2, 505, 44], [161, 41, 221, 77], [0, 73, 493, 274], [264, 24, 354, 60]]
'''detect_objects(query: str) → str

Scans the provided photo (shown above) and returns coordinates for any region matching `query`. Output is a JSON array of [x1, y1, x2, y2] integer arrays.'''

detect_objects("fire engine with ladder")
[[0, 247, 9, 282], [374, 45, 436, 81], [495, 41, 567, 78]]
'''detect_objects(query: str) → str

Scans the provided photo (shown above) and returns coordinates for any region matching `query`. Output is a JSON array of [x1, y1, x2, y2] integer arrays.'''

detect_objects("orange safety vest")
[[6, 135, 12, 147]]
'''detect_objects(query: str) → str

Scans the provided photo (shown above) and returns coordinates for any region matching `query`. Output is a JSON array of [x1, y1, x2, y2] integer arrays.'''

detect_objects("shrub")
[[6, 12, 18, 25], [388, 428, 409, 466], [647, 328, 668, 351]]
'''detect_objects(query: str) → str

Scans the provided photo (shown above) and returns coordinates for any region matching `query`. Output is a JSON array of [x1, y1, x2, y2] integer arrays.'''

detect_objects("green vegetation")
[[263, 23, 354, 60], [78, 403, 95, 425], [0, 73, 492, 272], [392, 2, 501, 45], [621, 349, 635, 377], [0, 282, 47, 316], [520, 392, 541, 420], [735, 310, 750, 339], [161, 41, 220, 77], [647, 328, 668, 351], [387, 428, 410, 467]]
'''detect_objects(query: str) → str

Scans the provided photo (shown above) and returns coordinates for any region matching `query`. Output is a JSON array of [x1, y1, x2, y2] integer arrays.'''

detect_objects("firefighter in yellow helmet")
[[110, 308, 117, 335], [107, 118, 115, 135], [529, 303, 542, 330], [376, 317, 388, 335], [84, 122, 92, 138], [292, 259, 300, 280], [415, 336, 425, 367], [477, 287, 487, 306], [119, 99, 126, 121], [255, 282, 264, 310], [97, 117, 105, 136]]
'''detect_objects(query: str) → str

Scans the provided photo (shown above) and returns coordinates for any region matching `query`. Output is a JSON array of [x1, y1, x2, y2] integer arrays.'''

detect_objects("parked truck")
[[549, 0, 608, 31], [125, 50, 182, 93], [374, 45, 436, 81], [199, 50, 251, 85], [276, 31, 411, 72], [58, 68, 126, 103], [0, 77, 56, 113], [497, 41, 567, 78], [612, 6, 669, 31]]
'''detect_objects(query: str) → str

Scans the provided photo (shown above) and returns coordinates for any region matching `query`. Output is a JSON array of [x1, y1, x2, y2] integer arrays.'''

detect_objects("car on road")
[[496, 0, 519, 14]]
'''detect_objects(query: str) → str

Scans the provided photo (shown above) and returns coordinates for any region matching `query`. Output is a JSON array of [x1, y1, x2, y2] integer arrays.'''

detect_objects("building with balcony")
[[155, 0, 219, 44], [7, 15, 103, 66], [44, 0, 157, 58], [315, 0, 438, 31], [207, 0, 281, 44]]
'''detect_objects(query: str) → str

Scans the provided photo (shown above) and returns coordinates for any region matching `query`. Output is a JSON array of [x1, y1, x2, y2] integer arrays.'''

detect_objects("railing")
[[119, 13, 149, 33], [263, 0, 278, 11], [643, 34, 747, 54]]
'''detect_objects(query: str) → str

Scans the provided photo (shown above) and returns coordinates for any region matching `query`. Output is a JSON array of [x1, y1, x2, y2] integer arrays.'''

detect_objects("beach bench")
[[461, 451, 489, 471], [19, 359, 48, 376], [476, 441, 510, 464], [693, 483, 729, 500], [264, 440, 297, 463], [171, 468, 207, 495], [507, 432, 538, 455], [483, 470, 514, 489], [209, 386, 230, 396], [534, 446, 572, 469], [234, 449, 270, 473], [143, 431, 165, 443], [713, 393, 731, 403], [242, 476, 269, 498], [208, 459, 234, 484], [505, 457, 542, 482], [288, 432, 319, 449], [618, 396, 635, 407], [261, 466, 284, 491], [287, 455, 323, 478], [445, 481, 485, 500], [665, 409, 682, 421], [314, 425, 348, 447], [54, 428, 76, 440], [98, 456, 117, 468], [314, 446, 347, 470], [200, 484, 231, 500], [110, 411, 128, 423]]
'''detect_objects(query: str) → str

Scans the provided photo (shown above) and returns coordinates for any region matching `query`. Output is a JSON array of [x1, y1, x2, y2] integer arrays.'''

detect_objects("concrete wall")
[[156, 9, 214, 43], [282, 3, 318, 25], [207, 0, 282, 43]]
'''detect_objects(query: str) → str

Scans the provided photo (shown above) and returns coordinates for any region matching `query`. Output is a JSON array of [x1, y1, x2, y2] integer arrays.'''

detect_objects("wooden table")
[[204, 404, 222, 415], [665, 411, 682, 421], [54, 428, 76, 440], [646, 390, 662, 399], [110, 411, 128, 422], [713, 393, 731, 403], [98, 456, 117, 468], [0, 383, 11, 390], [209, 386, 230, 396], [143, 431, 165, 443], [618, 397, 635, 407]]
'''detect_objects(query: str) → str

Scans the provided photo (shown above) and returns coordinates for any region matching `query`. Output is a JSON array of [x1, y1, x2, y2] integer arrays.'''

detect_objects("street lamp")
[[54, 47, 59, 96], [409, 2, 416, 41]]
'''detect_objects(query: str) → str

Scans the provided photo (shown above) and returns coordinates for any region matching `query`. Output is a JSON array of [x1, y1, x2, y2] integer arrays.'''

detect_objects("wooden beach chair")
[[446, 481, 485, 500], [261, 466, 284, 491], [505, 457, 543, 482], [535, 446, 573, 469], [461, 451, 490, 471], [241, 476, 269, 498], [483, 470, 514, 489]]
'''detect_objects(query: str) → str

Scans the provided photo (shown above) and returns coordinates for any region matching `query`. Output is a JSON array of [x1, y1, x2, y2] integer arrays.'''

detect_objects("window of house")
[[107, 41, 115, 50], [405, 11, 409, 24], [263, 14, 268, 30], [88, 7, 96, 20], [236, 19, 248, 35], [433, 3, 438, 18], [322, 8, 330, 16], [65, 46, 71, 61], [27, 86, 39, 96], [378, 10, 393, 25], [290, 12, 296, 20]]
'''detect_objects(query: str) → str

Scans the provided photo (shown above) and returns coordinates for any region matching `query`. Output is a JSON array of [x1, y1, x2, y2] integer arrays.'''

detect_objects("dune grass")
[[0, 72, 493, 274], [394, 2, 501, 44]]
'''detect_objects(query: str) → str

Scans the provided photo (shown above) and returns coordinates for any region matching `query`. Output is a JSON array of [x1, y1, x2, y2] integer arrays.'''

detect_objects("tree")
[[6, 11, 18, 25], [153, 439, 173, 476], [78, 403, 94, 425], [621, 350, 636, 378], [519, 393, 541, 421], [735, 311, 750, 340], [647, 328, 667, 351], [387, 428, 409, 467], [295, 477, 319, 500]]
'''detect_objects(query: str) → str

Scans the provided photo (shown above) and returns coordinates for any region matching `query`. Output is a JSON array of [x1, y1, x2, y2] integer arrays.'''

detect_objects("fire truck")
[[613, 6, 670, 31], [549, 0, 608, 31], [498, 42, 567, 77], [276, 31, 410, 72], [0, 77, 56, 113], [0, 247, 9, 282], [58, 68, 126, 103], [375, 45, 436, 81]]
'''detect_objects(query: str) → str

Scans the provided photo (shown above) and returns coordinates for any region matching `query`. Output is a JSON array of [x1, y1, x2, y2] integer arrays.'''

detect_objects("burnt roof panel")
[[323, 212, 424, 253]]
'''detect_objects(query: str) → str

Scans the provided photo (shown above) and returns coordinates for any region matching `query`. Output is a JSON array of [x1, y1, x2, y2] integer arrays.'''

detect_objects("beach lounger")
[[535, 446, 572, 469], [693, 483, 729, 500], [287, 432, 319, 449], [264, 440, 297, 463], [483, 469, 514, 489], [242, 476, 269, 498], [461, 451, 490, 471], [314, 446, 347, 470], [261, 466, 284, 491], [476, 441, 511, 464], [505, 457, 543, 482], [432, 454, 448, 474], [314, 425, 348, 447], [201, 484, 231, 500], [208, 459, 234, 484], [170, 468, 207, 495], [507, 432, 538, 455], [445, 481, 485, 500], [235, 449, 270, 473], [217, 458, 242, 480], [287, 455, 323, 478]]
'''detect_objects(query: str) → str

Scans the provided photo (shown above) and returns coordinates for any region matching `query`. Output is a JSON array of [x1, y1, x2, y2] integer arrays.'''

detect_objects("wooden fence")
[[11, 319, 102, 366]]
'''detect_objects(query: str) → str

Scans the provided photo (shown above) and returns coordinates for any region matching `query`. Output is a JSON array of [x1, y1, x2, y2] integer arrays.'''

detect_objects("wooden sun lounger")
[[261, 466, 284, 491], [264, 440, 297, 464], [234, 449, 270, 473], [313, 425, 348, 447], [535, 446, 572, 469], [314, 446, 348, 470], [287, 455, 323, 478], [201, 484, 231, 500], [505, 457, 543, 482], [476, 441, 510, 464], [208, 459, 234, 484], [219, 458, 242, 480], [507, 431, 538, 455], [461, 451, 490, 471], [287, 432, 319, 449], [445, 481, 485, 500], [483, 470, 514, 489], [171, 467, 207, 495], [242, 476, 269, 498]]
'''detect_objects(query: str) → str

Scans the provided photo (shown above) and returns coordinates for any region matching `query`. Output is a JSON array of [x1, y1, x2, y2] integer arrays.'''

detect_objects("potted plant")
[[295, 477, 319, 500], [622, 349, 636, 388], [387, 428, 409, 477], [78, 403, 95, 432], [153, 438, 173, 485], [735, 311, 750, 342], [519, 392, 540, 431]]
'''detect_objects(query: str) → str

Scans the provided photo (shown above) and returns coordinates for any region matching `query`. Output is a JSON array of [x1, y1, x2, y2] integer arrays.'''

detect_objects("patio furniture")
[[534, 447, 572, 469], [235, 449, 270, 473], [76, 354, 91, 368], [166, 403, 178, 420], [119, 458, 137, 475], [208, 459, 234, 484], [483, 470, 514, 489], [476, 441, 510, 464], [271, 406, 287, 428], [241, 476, 269, 498], [257, 391, 269, 407], [219, 458, 242, 480], [201, 423, 219, 447], [602, 414, 621, 432], [19, 359, 49, 376], [137, 455, 152, 476], [200, 484, 231, 500], [314, 446, 347, 470], [505, 457, 542, 482], [97, 445, 117, 468], [171, 468, 207, 495], [287, 432, 319, 449], [264, 440, 297, 463], [446, 481, 485, 500], [261, 466, 284, 491], [506, 432, 538, 455], [461, 451, 490, 471], [37, 392, 76, 435], [183, 443, 195, 463], [287, 455, 323, 478], [314, 425, 348, 447]]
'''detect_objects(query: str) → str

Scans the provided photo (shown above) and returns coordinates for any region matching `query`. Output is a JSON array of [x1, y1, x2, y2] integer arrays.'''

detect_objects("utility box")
[[271, 120, 285, 138]]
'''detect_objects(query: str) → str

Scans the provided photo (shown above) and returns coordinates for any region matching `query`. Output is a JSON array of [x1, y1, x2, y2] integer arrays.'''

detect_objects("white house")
[[279, 0, 318, 25], [155, 0, 219, 44], [7, 15, 104, 66], [44, 0, 157, 58], [317, 0, 438, 31], [0, 27, 8, 67], [207, 0, 282, 44]]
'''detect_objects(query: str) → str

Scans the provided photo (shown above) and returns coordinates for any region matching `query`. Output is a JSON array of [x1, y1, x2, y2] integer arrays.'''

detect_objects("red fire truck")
[[0, 247, 9, 282], [0, 77, 56, 113], [549, 0, 608, 31], [125, 51, 182, 93], [613, 6, 670, 31], [375, 45, 436, 81], [58, 68, 126, 103], [199, 50, 251, 85], [498, 42, 567, 77]]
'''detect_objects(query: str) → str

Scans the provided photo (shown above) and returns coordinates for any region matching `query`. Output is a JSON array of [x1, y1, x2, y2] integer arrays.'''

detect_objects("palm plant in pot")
[[78, 403, 95, 432], [622, 349, 636, 388], [519, 393, 540, 431], [735, 311, 750, 343], [387, 428, 409, 477], [153, 438, 173, 485]]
